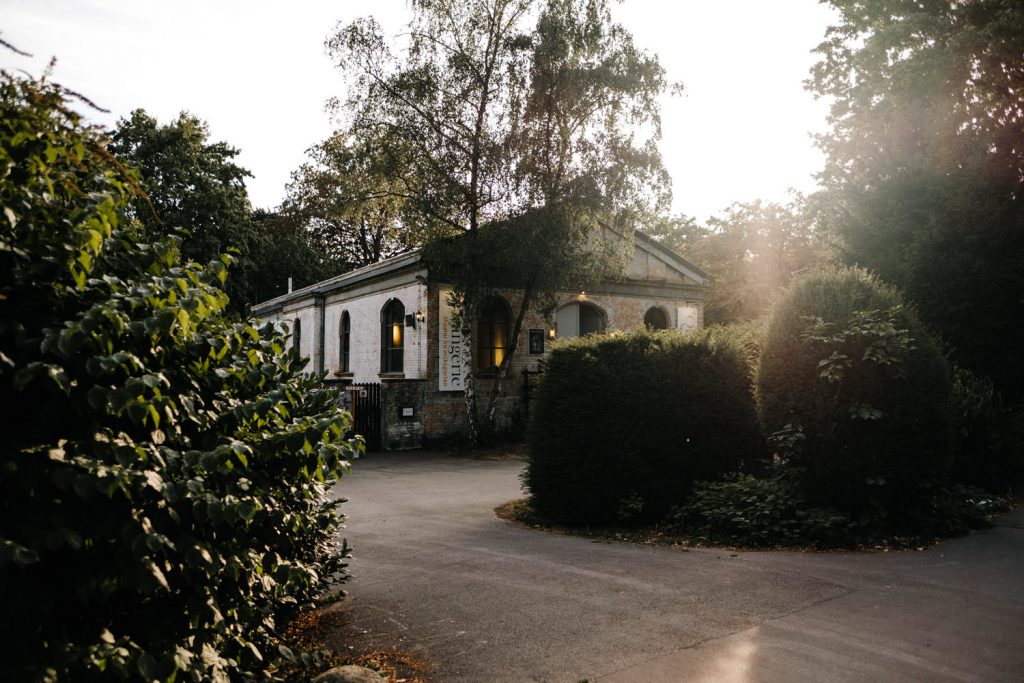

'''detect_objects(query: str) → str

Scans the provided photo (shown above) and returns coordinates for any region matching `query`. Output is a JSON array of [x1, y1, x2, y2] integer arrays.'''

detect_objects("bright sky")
[[1, 0, 837, 223]]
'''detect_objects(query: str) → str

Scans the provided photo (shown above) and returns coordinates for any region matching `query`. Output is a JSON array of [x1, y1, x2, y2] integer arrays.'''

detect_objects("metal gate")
[[522, 368, 543, 419], [350, 382, 382, 451]]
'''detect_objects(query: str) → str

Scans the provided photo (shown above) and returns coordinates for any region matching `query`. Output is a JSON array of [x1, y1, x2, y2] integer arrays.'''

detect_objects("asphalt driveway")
[[327, 451, 1024, 682]]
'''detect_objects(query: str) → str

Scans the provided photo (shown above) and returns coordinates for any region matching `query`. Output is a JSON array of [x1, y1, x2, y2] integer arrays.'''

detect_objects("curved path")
[[327, 451, 1024, 682]]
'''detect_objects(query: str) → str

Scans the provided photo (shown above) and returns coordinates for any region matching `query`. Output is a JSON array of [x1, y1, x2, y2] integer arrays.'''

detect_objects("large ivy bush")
[[525, 327, 763, 526], [0, 73, 359, 681], [757, 268, 953, 528]]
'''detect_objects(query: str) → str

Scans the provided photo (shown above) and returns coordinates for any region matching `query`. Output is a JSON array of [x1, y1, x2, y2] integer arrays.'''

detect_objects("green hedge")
[[525, 328, 763, 526], [757, 268, 953, 526], [0, 72, 359, 681]]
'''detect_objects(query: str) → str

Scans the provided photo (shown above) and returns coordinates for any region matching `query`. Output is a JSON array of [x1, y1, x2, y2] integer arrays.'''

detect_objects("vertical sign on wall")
[[438, 288, 464, 391], [677, 305, 700, 333]]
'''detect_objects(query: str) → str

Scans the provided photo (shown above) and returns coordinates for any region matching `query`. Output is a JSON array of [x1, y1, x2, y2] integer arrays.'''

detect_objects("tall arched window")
[[292, 318, 302, 356], [381, 299, 405, 373], [644, 306, 668, 330], [555, 302, 605, 338], [476, 296, 510, 371], [339, 311, 351, 373]]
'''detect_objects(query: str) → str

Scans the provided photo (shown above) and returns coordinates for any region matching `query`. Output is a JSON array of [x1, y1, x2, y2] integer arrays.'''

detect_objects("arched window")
[[644, 306, 668, 330], [292, 318, 302, 356], [381, 299, 405, 373], [476, 296, 510, 371], [339, 311, 351, 373], [555, 302, 605, 338]]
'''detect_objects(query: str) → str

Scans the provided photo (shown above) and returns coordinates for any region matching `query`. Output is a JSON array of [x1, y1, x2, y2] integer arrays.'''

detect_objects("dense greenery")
[[525, 328, 763, 526], [110, 111, 338, 312], [0, 73, 358, 681], [757, 268, 953, 528], [281, 129, 423, 271], [810, 0, 1024, 401]]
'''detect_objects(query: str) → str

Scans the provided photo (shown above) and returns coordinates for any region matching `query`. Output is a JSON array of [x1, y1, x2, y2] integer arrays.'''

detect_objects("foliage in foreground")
[[0, 72, 359, 681], [525, 328, 763, 526]]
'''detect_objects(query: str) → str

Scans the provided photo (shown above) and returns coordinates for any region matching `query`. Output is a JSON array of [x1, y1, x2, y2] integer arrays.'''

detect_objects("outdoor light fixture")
[[548, 328, 556, 339], [577, 291, 587, 301], [415, 309, 426, 324]]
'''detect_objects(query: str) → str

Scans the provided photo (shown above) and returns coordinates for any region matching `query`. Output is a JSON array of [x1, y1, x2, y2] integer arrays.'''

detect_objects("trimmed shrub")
[[757, 268, 953, 527], [525, 328, 764, 526], [0, 73, 358, 681]]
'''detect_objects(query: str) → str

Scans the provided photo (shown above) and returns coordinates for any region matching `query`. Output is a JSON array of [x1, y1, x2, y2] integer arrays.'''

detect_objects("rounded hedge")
[[757, 268, 953, 524], [525, 328, 764, 527]]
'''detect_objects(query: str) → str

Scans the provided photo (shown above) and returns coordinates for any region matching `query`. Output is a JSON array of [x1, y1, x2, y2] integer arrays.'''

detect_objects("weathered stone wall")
[[557, 292, 704, 332], [381, 378, 427, 450]]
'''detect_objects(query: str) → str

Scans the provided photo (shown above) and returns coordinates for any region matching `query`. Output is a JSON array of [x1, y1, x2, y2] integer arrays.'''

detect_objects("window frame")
[[380, 299, 405, 374], [476, 296, 511, 372], [644, 306, 668, 330], [339, 310, 351, 374]]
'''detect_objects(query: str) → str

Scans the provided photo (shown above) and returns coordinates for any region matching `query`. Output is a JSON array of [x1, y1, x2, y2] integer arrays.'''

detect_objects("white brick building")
[[252, 231, 708, 449]]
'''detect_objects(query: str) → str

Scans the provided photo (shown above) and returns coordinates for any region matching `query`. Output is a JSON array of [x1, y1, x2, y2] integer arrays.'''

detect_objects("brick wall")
[[382, 378, 427, 450], [322, 281, 429, 383]]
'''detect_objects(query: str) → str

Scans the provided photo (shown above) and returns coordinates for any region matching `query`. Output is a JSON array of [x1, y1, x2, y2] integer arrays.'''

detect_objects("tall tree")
[[281, 129, 423, 270], [329, 0, 668, 442], [248, 208, 342, 303], [809, 0, 1024, 399], [109, 110, 259, 312], [647, 198, 832, 325]]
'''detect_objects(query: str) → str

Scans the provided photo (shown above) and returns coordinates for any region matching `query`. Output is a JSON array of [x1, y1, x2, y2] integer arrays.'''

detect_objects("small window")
[[644, 307, 668, 330], [381, 299, 405, 373], [476, 297, 510, 371], [555, 302, 605, 338], [292, 318, 302, 356], [339, 311, 351, 373]]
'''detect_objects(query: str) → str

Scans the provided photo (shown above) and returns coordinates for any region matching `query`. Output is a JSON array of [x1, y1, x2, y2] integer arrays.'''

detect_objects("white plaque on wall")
[[677, 305, 700, 333], [438, 288, 464, 391]]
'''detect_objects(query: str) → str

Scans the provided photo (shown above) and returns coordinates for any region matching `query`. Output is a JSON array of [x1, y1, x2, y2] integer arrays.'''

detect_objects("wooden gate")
[[350, 382, 382, 451]]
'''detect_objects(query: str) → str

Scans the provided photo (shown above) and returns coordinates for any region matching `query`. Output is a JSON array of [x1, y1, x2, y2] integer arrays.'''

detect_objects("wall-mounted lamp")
[[548, 328, 556, 339], [415, 310, 426, 324], [577, 291, 588, 302]]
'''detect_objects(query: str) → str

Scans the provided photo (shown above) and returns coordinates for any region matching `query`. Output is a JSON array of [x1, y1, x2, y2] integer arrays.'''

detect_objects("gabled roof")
[[251, 250, 421, 315], [251, 229, 708, 315], [633, 229, 710, 286]]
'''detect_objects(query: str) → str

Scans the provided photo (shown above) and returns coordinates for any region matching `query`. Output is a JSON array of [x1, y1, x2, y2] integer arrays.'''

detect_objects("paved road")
[[327, 451, 1024, 682]]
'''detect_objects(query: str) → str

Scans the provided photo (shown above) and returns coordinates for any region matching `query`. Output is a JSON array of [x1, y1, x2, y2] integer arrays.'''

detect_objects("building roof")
[[251, 250, 422, 315], [251, 230, 708, 316]]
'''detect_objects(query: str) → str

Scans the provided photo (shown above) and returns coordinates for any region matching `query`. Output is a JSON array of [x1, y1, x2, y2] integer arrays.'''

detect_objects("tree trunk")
[[461, 315, 479, 446]]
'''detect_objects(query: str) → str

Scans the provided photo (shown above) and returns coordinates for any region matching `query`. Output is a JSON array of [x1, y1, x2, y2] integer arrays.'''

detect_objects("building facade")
[[252, 231, 709, 449]]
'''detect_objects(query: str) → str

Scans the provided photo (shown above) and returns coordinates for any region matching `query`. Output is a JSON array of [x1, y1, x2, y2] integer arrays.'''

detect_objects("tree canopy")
[[281, 128, 423, 270], [646, 198, 832, 325], [329, 0, 669, 440], [809, 0, 1024, 399], [110, 110, 338, 312]]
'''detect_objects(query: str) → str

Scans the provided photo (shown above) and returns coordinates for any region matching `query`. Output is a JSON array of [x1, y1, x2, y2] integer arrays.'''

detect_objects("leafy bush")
[[664, 472, 851, 548], [757, 268, 953, 527], [950, 367, 1024, 492], [0, 73, 359, 681], [525, 328, 764, 526], [666, 473, 993, 549]]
